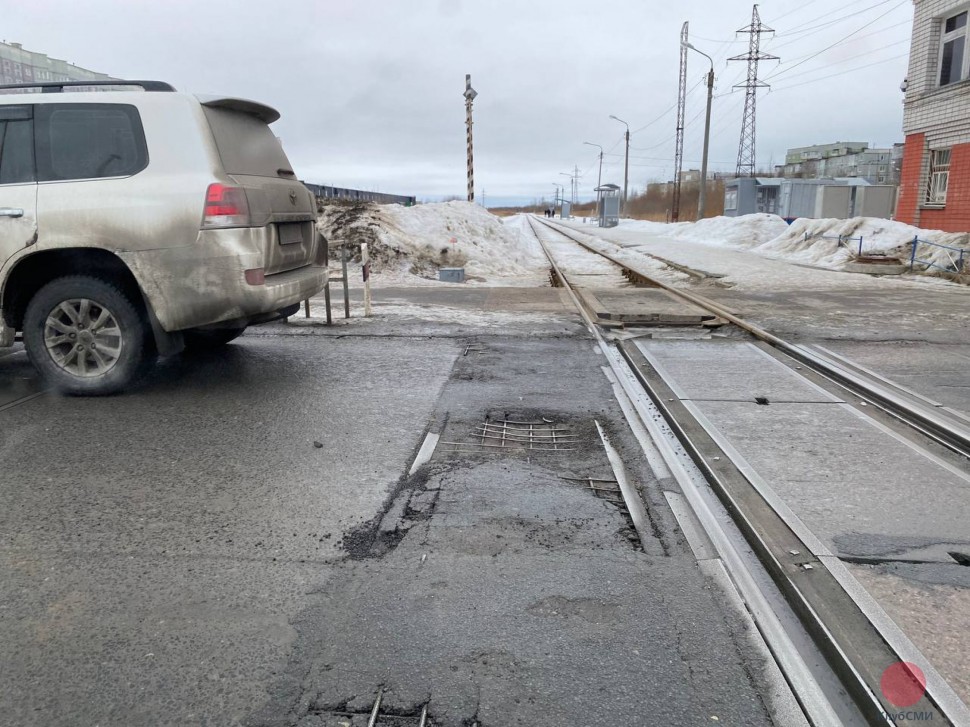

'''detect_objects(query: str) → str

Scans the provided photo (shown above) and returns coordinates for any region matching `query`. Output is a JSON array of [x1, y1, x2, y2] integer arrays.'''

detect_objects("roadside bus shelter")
[[596, 184, 621, 227]]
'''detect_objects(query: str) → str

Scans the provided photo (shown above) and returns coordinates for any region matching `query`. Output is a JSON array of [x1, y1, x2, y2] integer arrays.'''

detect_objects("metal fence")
[[304, 183, 415, 206], [909, 236, 968, 274], [804, 232, 864, 256]]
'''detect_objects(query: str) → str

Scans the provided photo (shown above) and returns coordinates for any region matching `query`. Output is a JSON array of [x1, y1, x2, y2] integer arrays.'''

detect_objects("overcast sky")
[[8, 0, 913, 204]]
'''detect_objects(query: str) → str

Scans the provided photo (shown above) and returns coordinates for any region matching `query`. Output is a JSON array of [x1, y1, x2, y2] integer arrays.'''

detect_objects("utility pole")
[[464, 74, 477, 201], [584, 141, 604, 190], [673, 21, 688, 222], [584, 141, 604, 212], [683, 40, 715, 219], [609, 115, 630, 210], [729, 5, 777, 177]]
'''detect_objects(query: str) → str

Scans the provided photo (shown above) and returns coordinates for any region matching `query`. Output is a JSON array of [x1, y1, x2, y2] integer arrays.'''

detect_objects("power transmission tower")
[[728, 5, 777, 178], [672, 21, 688, 222]]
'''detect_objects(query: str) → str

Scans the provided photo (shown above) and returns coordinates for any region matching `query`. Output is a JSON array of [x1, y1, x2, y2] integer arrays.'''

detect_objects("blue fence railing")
[[909, 236, 968, 274], [804, 232, 864, 256]]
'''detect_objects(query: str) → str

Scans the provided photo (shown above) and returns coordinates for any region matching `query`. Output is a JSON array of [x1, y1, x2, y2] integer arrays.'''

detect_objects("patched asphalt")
[[0, 311, 781, 726]]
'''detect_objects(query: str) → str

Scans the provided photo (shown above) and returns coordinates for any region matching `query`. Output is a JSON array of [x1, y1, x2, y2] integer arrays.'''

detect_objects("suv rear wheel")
[[23, 276, 156, 395]]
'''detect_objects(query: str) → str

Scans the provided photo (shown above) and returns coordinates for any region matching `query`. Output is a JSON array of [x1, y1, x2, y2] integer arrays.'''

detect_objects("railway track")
[[526, 215, 970, 726]]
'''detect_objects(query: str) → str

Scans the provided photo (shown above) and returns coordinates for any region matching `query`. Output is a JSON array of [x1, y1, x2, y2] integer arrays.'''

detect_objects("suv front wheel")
[[23, 276, 156, 396]]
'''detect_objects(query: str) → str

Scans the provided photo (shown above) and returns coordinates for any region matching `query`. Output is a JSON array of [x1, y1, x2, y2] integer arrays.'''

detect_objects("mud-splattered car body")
[[0, 81, 327, 393]]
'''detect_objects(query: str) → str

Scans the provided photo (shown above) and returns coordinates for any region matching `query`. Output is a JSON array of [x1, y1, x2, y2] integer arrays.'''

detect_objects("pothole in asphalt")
[[559, 473, 642, 551], [307, 688, 431, 727]]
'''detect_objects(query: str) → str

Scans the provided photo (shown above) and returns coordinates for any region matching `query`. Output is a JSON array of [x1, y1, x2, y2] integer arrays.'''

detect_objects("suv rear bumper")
[[118, 226, 328, 332]]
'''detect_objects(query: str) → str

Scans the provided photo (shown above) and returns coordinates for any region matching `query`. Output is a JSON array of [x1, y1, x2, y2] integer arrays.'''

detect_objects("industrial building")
[[723, 177, 896, 220]]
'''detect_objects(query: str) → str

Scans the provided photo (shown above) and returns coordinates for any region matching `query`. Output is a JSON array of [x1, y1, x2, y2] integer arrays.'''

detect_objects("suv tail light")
[[202, 183, 251, 228]]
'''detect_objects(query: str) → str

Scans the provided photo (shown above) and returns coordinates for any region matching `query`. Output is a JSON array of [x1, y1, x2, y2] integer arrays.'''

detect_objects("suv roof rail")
[[0, 80, 176, 93]]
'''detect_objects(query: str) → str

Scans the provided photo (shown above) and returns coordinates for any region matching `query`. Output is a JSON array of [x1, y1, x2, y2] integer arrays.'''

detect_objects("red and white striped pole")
[[464, 74, 477, 203]]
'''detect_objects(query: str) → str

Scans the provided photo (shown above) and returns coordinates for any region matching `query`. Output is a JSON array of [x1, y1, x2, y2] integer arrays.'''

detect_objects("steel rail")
[[529, 214, 970, 725], [526, 216, 850, 725], [538, 217, 970, 460]]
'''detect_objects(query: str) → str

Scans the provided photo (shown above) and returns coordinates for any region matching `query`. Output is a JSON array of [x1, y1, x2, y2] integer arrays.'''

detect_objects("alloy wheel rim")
[[43, 298, 123, 377]]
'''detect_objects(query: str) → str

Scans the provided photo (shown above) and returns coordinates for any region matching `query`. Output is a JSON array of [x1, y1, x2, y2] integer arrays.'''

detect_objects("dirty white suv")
[[0, 80, 327, 395]]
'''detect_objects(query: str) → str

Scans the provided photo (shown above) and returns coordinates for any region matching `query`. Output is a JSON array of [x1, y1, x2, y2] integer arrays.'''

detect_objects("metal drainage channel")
[[526, 215, 970, 725]]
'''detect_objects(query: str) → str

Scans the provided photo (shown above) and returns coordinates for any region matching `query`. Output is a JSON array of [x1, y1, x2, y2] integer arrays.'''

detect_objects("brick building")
[[0, 41, 114, 86], [898, 1, 970, 232]]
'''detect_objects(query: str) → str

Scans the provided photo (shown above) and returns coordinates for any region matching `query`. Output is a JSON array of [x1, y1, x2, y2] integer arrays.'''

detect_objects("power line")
[[767, 18, 910, 64], [768, 51, 909, 92], [764, 0, 908, 80], [771, 0, 896, 39], [630, 77, 705, 136], [763, 0, 826, 25], [770, 39, 908, 83]]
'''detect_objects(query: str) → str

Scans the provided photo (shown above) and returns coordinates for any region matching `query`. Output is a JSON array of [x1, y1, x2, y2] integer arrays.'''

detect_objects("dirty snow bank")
[[755, 217, 969, 270], [614, 213, 970, 273], [317, 201, 548, 285], [616, 214, 790, 248]]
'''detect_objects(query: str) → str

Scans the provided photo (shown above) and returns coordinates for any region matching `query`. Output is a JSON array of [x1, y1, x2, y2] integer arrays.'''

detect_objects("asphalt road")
[[0, 313, 793, 726]]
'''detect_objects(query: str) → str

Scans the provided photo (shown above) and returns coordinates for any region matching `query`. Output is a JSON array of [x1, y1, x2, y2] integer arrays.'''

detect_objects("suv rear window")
[[0, 106, 34, 184], [35, 103, 148, 182], [202, 106, 291, 177]]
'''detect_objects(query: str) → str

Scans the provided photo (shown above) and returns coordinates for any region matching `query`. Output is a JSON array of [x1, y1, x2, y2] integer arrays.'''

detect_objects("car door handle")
[[0, 208, 24, 218]]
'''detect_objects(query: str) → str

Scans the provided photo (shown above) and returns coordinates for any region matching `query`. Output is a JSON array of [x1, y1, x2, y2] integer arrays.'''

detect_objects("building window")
[[724, 188, 738, 210], [926, 148, 951, 204], [940, 11, 968, 86]]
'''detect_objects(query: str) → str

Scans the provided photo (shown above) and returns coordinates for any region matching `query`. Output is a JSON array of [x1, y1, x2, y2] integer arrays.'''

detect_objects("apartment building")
[[897, 1, 970, 231], [784, 141, 870, 165], [777, 142, 902, 184], [0, 41, 114, 85]]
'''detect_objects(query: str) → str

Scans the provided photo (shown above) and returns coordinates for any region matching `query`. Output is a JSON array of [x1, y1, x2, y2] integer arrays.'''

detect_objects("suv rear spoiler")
[[197, 95, 281, 124]]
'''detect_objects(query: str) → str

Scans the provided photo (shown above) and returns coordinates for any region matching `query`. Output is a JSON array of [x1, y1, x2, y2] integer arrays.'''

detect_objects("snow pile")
[[614, 213, 969, 274], [755, 217, 970, 270], [317, 201, 548, 285], [618, 214, 790, 249]]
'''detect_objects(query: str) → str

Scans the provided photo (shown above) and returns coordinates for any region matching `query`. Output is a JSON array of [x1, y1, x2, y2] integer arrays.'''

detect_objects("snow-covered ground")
[[317, 201, 548, 287], [562, 213, 969, 292], [317, 200, 968, 292]]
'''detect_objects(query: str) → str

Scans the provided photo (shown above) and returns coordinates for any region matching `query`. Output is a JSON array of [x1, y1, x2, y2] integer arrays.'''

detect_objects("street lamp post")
[[682, 42, 714, 220], [609, 115, 630, 211]]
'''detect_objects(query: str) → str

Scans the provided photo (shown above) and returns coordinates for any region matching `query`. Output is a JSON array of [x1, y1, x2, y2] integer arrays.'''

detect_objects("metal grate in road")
[[561, 475, 623, 504], [441, 417, 577, 453]]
